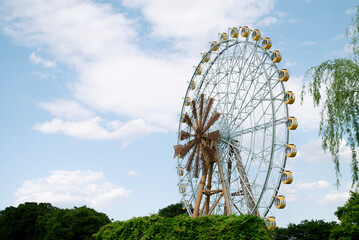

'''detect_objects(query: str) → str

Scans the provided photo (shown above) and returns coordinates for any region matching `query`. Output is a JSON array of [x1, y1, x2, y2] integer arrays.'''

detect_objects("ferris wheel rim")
[[176, 30, 292, 218]]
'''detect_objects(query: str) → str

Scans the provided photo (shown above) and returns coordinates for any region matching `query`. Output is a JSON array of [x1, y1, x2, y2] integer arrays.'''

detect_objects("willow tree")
[[302, 6, 359, 186]]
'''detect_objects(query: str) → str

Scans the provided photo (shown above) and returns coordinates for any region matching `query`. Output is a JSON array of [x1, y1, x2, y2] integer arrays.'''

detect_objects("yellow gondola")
[[271, 50, 282, 63], [285, 144, 297, 157], [240, 26, 250, 37], [181, 114, 187, 123], [202, 52, 210, 62], [284, 91, 295, 104], [274, 195, 286, 209], [282, 170, 293, 184], [220, 33, 228, 42], [182, 200, 189, 210], [261, 37, 272, 49], [177, 167, 184, 176], [179, 185, 186, 193], [195, 66, 202, 75], [230, 27, 239, 38], [287, 117, 298, 130], [190, 81, 196, 90], [265, 217, 276, 230], [279, 69, 290, 81], [184, 97, 191, 106], [251, 29, 261, 41], [210, 41, 218, 51]]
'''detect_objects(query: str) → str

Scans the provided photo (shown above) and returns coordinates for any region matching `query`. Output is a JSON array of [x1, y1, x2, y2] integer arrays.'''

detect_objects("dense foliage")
[[274, 219, 337, 240], [0, 202, 110, 240], [302, 6, 359, 185], [94, 214, 271, 240], [329, 191, 359, 239], [158, 202, 187, 218]]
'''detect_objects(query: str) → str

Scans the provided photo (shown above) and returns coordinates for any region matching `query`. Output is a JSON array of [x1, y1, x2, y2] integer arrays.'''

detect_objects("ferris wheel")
[[173, 26, 298, 228]]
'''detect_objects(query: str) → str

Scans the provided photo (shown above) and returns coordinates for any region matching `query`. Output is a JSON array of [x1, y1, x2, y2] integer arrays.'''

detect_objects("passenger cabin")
[[284, 91, 295, 104], [190, 81, 196, 90], [184, 97, 191, 106], [287, 117, 298, 130], [179, 185, 186, 193], [282, 170, 293, 184], [251, 29, 261, 41], [265, 217, 276, 230], [230, 27, 239, 38], [285, 144, 297, 157], [182, 200, 189, 210], [261, 37, 272, 49], [181, 114, 187, 123], [279, 69, 290, 82], [271, 50, 282, 63], [210, 41, 218, 51], [274, 195, 286, 209], [240, 26, 250, 37], [202, 52, 210, 62], [177, 167, 184, 176], [195, 66, 202, 75], [220, 33, 228, 42]]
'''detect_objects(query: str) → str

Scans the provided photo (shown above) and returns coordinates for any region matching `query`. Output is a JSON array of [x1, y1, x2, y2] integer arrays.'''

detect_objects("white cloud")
[[331, 43, 353, 56], [1, 0, 280, 141], [284, 60, 296, 68], [33, 117, 166, 140], [300, 41, 316, 46], [29, 52, 57, 67], [287, 75, 322, 131], [331, 33, 345, 41], [317, 190, 350, 204], [299, 139, 353, 163], [257, 16, 279, 26], [128, 171, 139, 176], [39, 99, 95, 120], [345, 8, 356, 15], [15, 170, 131, 209], [298, 180, 331, 190]]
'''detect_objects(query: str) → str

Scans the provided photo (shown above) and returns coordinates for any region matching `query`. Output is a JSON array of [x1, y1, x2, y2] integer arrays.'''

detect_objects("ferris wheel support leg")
[[192, 172, 207, 217], [204, 161, 214, 214], [215, 148, 231, 215]]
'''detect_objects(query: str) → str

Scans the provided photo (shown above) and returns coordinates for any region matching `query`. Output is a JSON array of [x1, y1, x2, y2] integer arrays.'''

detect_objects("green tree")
[[330, 191, 359, 239], [275, 219, 337, 240], [95, 214, 271, 240], [302, 6, 359, 185], [158, 202, 187, 218], [44, 206, 111, 240], [0, 202, 57, 240]]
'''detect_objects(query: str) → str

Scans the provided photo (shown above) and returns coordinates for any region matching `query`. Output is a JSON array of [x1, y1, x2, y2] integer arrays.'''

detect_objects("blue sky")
[[0, 0, 357, 227]]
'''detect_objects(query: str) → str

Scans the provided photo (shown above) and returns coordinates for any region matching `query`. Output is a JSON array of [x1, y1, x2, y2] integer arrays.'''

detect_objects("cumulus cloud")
[[299, 139, 353, 163], [38, 100, 95, 120], [33, 117, 166, 140], [257, 16, 279, 26], [15, 170, 130, 209], [128, 171, 139, 176], [317, 190, 350, 204], [298, 180, 331, 190], [287, 75, 322, 131], [1, 0, 281, 141], [29, 52, 57, 67], [345, 8, 356, 15]]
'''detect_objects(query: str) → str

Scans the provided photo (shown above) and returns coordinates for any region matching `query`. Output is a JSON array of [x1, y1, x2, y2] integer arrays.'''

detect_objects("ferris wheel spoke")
[[232, 118, 287, 138]]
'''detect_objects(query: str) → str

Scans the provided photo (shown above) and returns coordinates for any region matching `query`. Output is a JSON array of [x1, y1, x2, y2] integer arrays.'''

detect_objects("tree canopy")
[[274, 219, 337, 240], [302, 5, 359, 185], [158, 202, 187, 218], [0, 202, 110, 240], [329, 191, 359, 239]]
